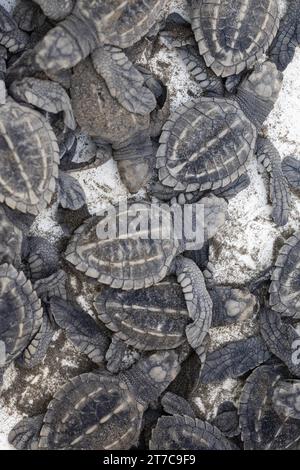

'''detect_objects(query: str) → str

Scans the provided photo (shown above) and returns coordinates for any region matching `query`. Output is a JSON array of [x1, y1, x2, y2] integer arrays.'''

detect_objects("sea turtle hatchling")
[[12, 0, 168, 115], [239, 364, 300, 449], [65, 196, 227, 356], [150, 392, 237, 450], [190, 0, 280, 78], [269, 232, 300, 318], [153, 60, 290, 226], [0, 263, 43, 372], [70, 58, 153, 193], [8, 350, 180, 450]]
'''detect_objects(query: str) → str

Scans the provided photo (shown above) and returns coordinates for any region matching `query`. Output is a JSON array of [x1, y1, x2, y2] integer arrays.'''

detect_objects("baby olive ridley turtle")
[[154, 61, 289, 225], [71, 58, 152, 193], [269, 232, 300, 318], [0, 263, 43, 370], [20, 0, 168, 115], [66, 197, 227, 355], [239, 364, 300, 449], [0, 98, 59, 215], [9, 351, 180, 450], [191, 0, 280, 77], [150, 392, 236, 450]]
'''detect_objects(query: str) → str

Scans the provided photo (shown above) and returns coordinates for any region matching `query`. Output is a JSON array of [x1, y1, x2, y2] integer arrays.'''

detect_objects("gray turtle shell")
[[156, 98, 256, 193], [0, 99, 59, 215], [0, 263, 43, 366], [0, 206, 22, 265], [239, 364, 300, 450], [191, 0, 280, 77], [75, 0, 167, 49], [65, 201, 179, 289], [94, 278, 189, 351], [150, 415, 235, 450], [269, 232, 300, 318], [37, 372, 143, 450]]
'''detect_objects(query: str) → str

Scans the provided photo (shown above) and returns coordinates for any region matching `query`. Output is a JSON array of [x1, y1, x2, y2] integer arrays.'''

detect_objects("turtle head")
[[122, 351, 180, 407], [236, 61, 283, 129]]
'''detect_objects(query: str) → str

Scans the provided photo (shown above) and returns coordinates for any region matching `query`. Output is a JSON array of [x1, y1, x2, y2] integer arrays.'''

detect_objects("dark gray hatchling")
[[70, 58, 153, 193], [190, 0, 280, 78], [65, 197, 227, 357], [269, 232, 300, 318], [93, 278, 257, 371], [0, 263, 43, 375], [259, 308, 300, 377], [239, 364, 300, 449], [8, 350, 180, 450], [154, 60, 290, 226], [149, 392, 237, 450], [13, 0, 168, 115]]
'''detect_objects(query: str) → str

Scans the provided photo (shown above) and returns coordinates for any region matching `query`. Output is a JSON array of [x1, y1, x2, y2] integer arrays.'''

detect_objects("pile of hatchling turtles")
[[1, 0, 300, 450]]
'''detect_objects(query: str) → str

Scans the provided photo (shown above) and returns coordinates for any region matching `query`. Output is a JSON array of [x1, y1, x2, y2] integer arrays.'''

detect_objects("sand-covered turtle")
[[190, 0, 280, 78], [150, 392, 236, 450], [269, 0, 300, 71], [0, 263, 43, 370], [70, 58, 153, 193], [12, 0, 168, 115], [239, 364, 300, 449], [65, 196, 227, 356], [153, 60, 290, 226], [8, 350, 180, 450], [269, 232, 300, 318]]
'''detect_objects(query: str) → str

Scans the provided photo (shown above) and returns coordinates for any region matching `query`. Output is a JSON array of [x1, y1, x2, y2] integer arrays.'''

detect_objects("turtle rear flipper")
[[17, 314, 55, 369], [92, 45, 157, 116], [8, 414, 44, 450], [58, 171, 86, 211], [269, 0, 300, 71], [9, 77, 76, 130], [174, 256, 212, 358], [50, 297, 110, 365], [106, 336, 140, 373], [256, 137, 291, 226], [213, 173, 251, 200]]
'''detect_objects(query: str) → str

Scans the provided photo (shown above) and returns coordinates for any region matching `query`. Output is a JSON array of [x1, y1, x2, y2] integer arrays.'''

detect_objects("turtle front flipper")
[[17, 313, 55, 369], [174, 256, 212, 358], [269, 0, 300, 72], [57, 171, 86, 211], [8, 414, 44, 450], [92, 45, 157, 116], [50, 297, 110, 366], [256, 137, 291, 226], [106, 336, 140, 374], [9, 77, 76, 130], [161, 392, 196, 418]]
